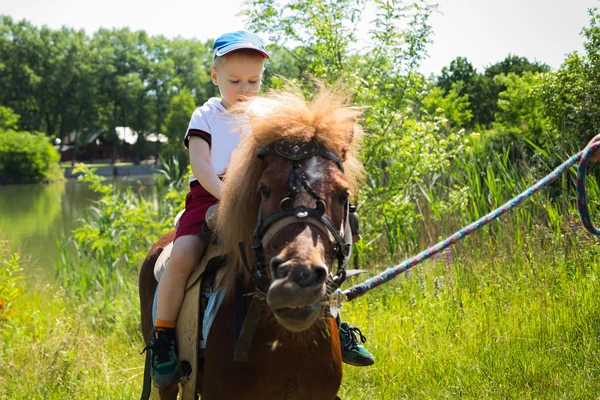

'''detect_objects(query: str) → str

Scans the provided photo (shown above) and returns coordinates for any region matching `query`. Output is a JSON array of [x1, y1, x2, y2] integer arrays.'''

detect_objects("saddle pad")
[[151, 286, 225, 350]]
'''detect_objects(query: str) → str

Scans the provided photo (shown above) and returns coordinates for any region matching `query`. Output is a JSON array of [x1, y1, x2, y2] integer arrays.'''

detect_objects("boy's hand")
[[584, 134, 600, 163]]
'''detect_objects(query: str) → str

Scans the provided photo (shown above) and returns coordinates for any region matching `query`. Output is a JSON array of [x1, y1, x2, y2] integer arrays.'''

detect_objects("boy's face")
[[211, 51, 265, 110]]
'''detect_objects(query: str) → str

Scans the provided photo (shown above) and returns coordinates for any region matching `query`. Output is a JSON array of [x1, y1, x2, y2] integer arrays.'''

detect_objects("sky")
[[1, 0, 598, 75]]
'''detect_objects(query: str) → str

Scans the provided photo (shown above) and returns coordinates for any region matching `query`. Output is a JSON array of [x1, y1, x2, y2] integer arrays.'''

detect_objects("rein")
[[326, 142, 600, 306]]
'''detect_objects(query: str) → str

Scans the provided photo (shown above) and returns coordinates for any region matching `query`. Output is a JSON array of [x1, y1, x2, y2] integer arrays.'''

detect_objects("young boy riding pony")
[[145, 31, 374, 387]]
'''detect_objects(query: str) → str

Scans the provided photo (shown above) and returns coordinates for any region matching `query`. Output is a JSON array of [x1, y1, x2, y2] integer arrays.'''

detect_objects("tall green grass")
[[0, 242, 142, 399], [3, 217, 600, 398], [357, 142, 600, 268], [341, 219, 600, 399]]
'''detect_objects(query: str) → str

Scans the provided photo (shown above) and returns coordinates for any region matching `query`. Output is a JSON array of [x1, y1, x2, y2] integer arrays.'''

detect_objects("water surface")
[[0, 176, 155, 277]]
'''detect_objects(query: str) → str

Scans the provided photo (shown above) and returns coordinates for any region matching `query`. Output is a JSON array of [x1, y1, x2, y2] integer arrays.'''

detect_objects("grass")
[[3, 156, 600, 398], [0, 247, 143, 400], [340, 229, 600, 399], [2, 219, 600, 399]]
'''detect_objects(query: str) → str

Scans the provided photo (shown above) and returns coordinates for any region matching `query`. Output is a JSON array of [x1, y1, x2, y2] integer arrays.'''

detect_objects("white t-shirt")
[[184, 97, 245, 182]]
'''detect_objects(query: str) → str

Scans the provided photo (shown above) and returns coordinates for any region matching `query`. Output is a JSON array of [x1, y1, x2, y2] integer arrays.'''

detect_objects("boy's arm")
[[189, 136, 223, 199]]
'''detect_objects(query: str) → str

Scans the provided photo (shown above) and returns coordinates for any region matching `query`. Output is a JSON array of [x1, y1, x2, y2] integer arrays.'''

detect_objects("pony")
[[139, 85, 365, 400]]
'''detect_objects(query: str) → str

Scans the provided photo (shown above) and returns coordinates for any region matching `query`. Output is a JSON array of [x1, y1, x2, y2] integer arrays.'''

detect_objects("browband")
[[257, 140, 344, 172]]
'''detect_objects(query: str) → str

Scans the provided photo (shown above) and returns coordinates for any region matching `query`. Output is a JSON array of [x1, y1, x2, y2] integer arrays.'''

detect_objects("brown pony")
[[139, 86, 364, 399]]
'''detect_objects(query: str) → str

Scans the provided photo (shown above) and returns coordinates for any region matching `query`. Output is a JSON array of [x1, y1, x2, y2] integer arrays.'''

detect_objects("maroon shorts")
[[175, 184, 219, 240]]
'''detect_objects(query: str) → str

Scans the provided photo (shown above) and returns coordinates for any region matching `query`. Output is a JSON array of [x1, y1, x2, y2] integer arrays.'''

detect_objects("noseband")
[[239, 139, 353, 294]]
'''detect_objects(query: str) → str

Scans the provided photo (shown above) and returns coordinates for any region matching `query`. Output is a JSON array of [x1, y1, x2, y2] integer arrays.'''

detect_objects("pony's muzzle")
[[267, 259, 329, 331]]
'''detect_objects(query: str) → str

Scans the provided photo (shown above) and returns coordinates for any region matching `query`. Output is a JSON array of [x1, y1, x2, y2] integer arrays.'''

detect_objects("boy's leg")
[[148, 235, 206, 387], [156, 235, 206, 321]]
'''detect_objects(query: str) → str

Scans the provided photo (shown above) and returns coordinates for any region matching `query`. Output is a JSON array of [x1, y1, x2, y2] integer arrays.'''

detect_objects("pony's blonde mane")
[[215, 86, 365, 288]]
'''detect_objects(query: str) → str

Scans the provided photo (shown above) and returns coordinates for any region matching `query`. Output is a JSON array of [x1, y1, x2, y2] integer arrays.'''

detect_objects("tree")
[[494, 72, 550, 141], [472, 55, 550, 128], [163, 88, 196, 155], [436, 55, 551, 129], [421, 82, 473, 131], [0, 106, 19, 131], [244, 0, 469, 261], [437, 57, 477, 98]]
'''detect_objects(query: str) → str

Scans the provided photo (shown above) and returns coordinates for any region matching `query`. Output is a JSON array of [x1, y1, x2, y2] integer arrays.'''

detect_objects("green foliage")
[[494, 72, 551, 140], [341, 223, 600, 399], [0, 15, 216, 163], [0, 246, 141, 398], [437, 56, 477, 97], [538, 8, 600, 153], [0, 129, 61, 183], [420, 82, 473, 130], [438, 55, 551, 129], [55, 165, 180, 331], [162, 88, 197, 156], [0, 247, 23, 326], [0, 106, 19, 130]]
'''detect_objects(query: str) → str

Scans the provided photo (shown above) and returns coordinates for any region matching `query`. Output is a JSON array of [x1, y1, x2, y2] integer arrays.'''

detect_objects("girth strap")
[[234, 297, 263, 362], [233, 273, 263, 363]]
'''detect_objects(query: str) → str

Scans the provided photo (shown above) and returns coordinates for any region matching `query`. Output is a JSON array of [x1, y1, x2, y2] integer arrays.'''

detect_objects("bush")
[[474, 127, 529, 163], [0, 130, 61, 183]]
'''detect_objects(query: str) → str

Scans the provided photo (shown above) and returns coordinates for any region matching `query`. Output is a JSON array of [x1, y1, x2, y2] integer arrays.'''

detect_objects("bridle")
[[239, 139, 354, 295]]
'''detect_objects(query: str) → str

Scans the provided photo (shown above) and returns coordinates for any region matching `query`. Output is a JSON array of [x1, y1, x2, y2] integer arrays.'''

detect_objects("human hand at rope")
[[584, 133, 600, 163]]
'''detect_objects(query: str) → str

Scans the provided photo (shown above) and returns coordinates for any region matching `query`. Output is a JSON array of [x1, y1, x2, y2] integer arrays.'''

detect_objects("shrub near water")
[[0, 130, 62, 183], [0, 164, 187, 399], [56, 165, 181, 332]]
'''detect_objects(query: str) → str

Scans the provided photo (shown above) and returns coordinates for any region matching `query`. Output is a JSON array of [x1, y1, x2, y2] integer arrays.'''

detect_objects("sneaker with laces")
[[339, 322, 375, 366], [141, 329, 182, 387]]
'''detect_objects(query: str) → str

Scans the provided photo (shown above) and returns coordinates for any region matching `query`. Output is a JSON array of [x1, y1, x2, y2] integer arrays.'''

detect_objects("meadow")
[[1, 157, 600, 399]]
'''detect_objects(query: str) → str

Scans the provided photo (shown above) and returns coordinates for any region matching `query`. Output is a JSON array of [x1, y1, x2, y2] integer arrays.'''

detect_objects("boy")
[[146, 31, 373, 388]]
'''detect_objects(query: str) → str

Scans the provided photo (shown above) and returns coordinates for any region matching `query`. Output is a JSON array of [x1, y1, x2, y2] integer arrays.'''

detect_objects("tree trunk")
[[112, 102, 118, 165]]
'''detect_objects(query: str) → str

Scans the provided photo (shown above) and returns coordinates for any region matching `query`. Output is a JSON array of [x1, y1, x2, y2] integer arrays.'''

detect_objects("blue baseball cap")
[[213, 31, 270, 59]]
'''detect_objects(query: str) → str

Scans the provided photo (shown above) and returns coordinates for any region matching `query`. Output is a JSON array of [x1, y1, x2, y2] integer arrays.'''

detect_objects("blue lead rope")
[[326, 142, 600, 306]]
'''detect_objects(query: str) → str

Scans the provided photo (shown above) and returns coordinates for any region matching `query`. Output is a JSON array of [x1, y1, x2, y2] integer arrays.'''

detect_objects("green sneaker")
[[339, 322, 375, 366], [142, 329, 182, 387]]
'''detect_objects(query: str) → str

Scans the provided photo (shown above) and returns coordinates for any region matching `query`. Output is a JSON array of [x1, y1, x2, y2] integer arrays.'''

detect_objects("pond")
[[0, 176, 156, 278]]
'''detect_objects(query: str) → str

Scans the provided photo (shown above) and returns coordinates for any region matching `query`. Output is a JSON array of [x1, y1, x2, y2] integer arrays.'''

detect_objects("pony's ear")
[[340, 123, 359, 160]]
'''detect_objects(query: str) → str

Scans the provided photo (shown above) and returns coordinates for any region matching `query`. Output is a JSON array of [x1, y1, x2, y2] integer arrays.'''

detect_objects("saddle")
[[153, 205, 227, 397]]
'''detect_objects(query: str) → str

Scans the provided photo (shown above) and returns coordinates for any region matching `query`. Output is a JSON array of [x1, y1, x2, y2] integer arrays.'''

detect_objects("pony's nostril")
[[313, 264, 327, 285], [270, 257, 289, 279], [271, 259, 328, 286], [289, 264, 328, 287]]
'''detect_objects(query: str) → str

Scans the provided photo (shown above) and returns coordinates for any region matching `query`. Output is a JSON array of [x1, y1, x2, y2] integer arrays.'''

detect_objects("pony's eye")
[[338, 191, 349, 204], [259, 185, 271, 200]]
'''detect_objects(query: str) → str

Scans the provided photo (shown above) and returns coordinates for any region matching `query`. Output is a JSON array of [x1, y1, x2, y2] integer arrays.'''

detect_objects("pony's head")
[[216, 86, 364, 332]]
